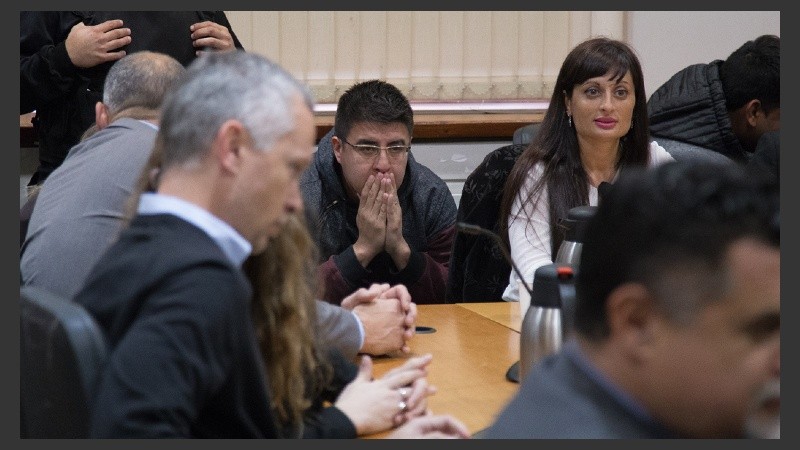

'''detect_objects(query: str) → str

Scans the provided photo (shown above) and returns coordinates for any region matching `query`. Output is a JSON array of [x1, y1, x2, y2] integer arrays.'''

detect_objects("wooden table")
[[366, 303, 520, 438], [457, 301, 521, 332]]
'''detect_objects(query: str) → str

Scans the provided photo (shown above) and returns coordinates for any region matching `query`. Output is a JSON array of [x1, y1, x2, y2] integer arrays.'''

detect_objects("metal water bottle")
[[550, 205, 596, 336], [554, 205, 597, 267], [518, 264, 576, 380]]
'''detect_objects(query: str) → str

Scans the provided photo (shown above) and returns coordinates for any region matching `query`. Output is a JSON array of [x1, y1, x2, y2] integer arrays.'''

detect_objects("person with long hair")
[[244, 213, 446, 438], [499, 36, 674, 303]]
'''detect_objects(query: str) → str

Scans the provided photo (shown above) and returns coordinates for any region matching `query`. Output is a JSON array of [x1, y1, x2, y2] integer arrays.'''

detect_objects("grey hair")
[[102, 51, 186, 115], [157, 50, 314, 169]]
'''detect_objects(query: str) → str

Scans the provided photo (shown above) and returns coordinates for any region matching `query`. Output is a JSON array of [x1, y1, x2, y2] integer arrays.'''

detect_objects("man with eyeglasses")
[[300, 80, 457, 308]]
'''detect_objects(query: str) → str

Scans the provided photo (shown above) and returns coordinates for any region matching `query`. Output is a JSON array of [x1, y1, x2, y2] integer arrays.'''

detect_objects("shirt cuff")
[[351, 310, 366, 350]]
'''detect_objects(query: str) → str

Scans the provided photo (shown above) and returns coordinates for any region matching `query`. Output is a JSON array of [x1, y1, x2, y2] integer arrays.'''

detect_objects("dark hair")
[[499, 36, 651, 255], [333, 79, 413, 140], [574, 161, 779, 340], [719, 35, 780, 113]]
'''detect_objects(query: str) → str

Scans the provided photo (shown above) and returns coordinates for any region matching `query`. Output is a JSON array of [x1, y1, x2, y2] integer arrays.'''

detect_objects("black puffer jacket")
[[445, 143, 526, 303], [647, 61, 749, 162], [300, 129, 457, 305]]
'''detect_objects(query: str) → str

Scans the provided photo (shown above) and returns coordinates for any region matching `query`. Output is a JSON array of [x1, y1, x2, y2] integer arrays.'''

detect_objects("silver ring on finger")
[[398, 400, 408, 413], [398, 387, 410, 401]]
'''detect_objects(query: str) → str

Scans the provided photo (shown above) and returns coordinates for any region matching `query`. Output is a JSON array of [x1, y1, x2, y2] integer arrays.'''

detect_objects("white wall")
[[627, 11, 780, 99], [382, 140, 512, 206]]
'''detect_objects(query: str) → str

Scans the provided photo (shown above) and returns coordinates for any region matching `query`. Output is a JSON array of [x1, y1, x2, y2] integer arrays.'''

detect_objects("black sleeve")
[[301, 406, 357, 439], [299, 348, 359, 438], [20, 11, 86, 114], [317, 347, 358, 403], [89, 266, 246, 437]]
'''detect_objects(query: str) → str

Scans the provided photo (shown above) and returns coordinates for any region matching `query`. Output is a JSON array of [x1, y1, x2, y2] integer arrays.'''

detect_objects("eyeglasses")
[[341, 138, 410, 160]]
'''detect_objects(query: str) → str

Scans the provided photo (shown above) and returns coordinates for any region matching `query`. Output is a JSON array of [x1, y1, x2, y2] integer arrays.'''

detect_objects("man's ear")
[[744, 99, 762, 127], [213, 119, 248, 174], [95, 102, 110, 130], [605, 283, 657, 361], [332, 135, 344, 164]]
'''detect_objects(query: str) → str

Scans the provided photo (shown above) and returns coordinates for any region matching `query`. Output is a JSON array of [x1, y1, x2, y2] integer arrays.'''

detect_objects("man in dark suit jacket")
[[483, 161, 780, 439], [73, 51, 466, 438]]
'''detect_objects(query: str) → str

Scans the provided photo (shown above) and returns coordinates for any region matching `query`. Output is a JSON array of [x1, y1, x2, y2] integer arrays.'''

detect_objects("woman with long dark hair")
[[500, 37, 673, 302]]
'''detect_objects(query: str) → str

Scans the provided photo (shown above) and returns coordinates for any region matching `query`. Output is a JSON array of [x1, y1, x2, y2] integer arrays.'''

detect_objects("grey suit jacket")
[[316, 301, 361, 358], [20, 117, 363, 359], [483, 340, 676, 438], [22, 118, 159, 298]]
